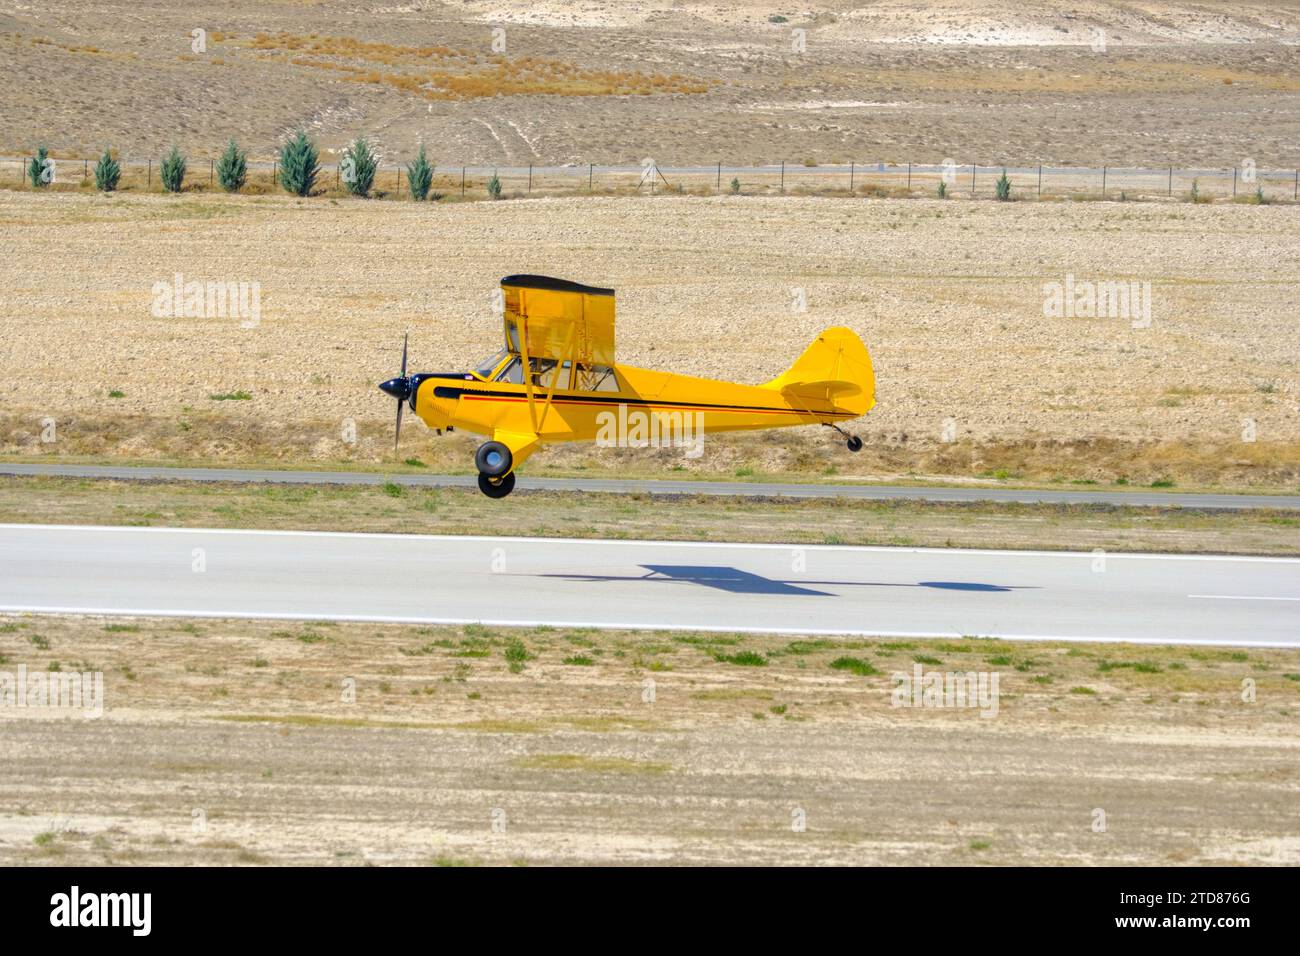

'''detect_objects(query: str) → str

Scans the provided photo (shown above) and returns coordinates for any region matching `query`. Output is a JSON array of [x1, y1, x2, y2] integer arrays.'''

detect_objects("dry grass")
[[0, 476, 1295, 556], [239, 32, 709, 100], [1, 613, 1296, 865]]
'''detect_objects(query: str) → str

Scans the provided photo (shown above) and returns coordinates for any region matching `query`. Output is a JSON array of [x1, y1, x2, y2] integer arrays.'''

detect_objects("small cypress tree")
[[342, 135, 378, 197], [995, 170, 1012, 201], [216, 139, 247, 192], [406, 144, 433, 201], [160, 145, 186, 192], [486, 172, 502, 200], [27, 145, 52, 188], [729, 176, 740, 195], [937, 180, 948, 199], [279, 129, 319, 197], [93, 148, 120, 192]]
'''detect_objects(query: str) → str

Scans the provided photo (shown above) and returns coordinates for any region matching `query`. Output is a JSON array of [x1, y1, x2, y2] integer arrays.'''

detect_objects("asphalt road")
[[2, 463, 1296, 510], [2, 525, 1296, 646]]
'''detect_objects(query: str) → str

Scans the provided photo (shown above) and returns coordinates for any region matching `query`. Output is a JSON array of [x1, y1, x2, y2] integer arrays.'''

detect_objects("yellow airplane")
[[379, 275, 875, 497]]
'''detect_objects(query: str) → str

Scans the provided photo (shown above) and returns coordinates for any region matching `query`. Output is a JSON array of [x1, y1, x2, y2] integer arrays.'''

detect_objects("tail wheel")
[[846, 435, 863, 452], [475, 440, 513, 477], [477, 471, 516, 499]]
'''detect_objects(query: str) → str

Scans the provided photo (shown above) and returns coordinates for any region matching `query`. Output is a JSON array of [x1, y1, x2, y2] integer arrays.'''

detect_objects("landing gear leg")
[[824, 423, 863, 453], [477, 471, 517, 499]]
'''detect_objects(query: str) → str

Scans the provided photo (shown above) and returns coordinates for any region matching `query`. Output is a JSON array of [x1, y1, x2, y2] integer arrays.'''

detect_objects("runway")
[[1, 525, 1296, 646], [3, 463, 1297, 511]]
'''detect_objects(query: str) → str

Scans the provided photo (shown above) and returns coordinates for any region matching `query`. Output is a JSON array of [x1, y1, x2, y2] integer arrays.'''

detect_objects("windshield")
[[474, 348, 510, 379]]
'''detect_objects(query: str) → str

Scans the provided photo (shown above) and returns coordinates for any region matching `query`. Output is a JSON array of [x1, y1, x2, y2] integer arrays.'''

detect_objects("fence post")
[[716, 162, 720, 191], [850, 161, 854, 191], [84, 158, 88, 178], [461, 167, 465, 197], [970, 163, 975, 195], [528, 164, 532, 193], [210, 158, 214, 186], [272, 160, 276, 187], [336, 164, 340, 187], [780, 160, 784, 193], [1232, 166, 1237, 197], [1168, 167, 1172, 196], [1037, 164, 1042, 196], [906, 162, 911, 191], [147, 159, 151, 187], [397, 166, 401, 190], [589, 163, 593, 191], [1294, 168, 1298, 200], [1101, 165, 1106, 198]]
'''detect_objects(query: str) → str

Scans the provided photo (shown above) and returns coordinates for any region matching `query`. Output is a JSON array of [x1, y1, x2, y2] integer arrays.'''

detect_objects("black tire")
[[475, 440, 513, 477], [478, 471, 516, 499], [846, 435, 863, 452]]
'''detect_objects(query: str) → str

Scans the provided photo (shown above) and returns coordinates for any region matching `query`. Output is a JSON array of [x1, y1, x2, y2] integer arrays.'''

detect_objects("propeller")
[[378, 332, 410, 451]]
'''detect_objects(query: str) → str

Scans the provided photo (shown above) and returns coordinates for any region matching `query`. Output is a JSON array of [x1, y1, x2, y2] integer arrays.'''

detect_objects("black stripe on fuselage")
[[426, 382, 852, 417]]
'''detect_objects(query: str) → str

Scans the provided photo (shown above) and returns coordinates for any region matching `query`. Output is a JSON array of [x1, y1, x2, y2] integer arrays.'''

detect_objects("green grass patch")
[[830, 656, 878, 676]]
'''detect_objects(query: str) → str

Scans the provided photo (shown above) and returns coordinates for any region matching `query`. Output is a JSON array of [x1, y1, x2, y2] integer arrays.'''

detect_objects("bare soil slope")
[[1, 1, 1298, 165]]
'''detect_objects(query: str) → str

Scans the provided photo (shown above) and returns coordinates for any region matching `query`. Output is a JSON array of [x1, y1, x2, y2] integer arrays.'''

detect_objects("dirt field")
[[1, 189, 1296, 487], [2, 1, 1298, 166], [2, 614, 1296, 865]]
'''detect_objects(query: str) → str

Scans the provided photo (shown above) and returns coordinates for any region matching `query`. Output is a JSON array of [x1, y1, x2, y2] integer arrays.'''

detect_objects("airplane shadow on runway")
[[537, 565, 1031, 597]]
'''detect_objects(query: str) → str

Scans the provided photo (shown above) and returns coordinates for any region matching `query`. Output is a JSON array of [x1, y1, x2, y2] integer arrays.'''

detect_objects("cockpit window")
[[529, 358, 571, 390], [575, 364, 621, 392], [474, 348, 509, 379], [494, 357, 524, 384]]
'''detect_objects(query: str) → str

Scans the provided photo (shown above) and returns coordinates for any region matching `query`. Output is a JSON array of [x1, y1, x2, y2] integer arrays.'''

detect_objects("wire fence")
[[6, 156, 1298, 202]]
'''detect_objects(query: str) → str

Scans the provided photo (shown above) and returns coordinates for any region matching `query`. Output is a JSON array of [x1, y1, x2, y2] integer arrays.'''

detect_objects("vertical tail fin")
[[762, 327, 875, 417]]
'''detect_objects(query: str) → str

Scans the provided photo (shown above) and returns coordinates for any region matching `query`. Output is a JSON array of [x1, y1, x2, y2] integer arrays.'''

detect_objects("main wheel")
[[478, 471, 516, 499], [475, 440, 513, 477], [846, 435, 863, 452]]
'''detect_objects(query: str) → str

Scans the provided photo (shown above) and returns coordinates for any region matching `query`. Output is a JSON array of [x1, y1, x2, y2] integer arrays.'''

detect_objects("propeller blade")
[[395, 399, 404, 451], [400, 331, 408, 378]]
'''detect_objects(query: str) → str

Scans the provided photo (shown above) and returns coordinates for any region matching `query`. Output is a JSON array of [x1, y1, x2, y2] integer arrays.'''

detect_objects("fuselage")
[[410, 361, 856, 444]]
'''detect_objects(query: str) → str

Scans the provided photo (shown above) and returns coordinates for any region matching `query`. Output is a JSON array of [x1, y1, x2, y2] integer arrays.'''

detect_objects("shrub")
[[1253, 185, 1267, 205], [341, 134, 378, 197], [994, 170, 1011, 201], [486, 172, 502, 200], [406, 143, 433, 201], [1189, 178, 1202, 203], [279, 128, 319, 197], [160, 145, 186, 192], [216, 139, 247, 192], [729, 176, 740, 195], [93, 148, 120, 192], [27, 145, 52, 188], [937, 179, 948, 199], [830, 656, 878, 676]]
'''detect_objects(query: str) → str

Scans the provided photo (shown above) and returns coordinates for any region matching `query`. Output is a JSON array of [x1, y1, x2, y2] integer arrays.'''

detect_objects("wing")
[[500, 275, 616, 369]]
